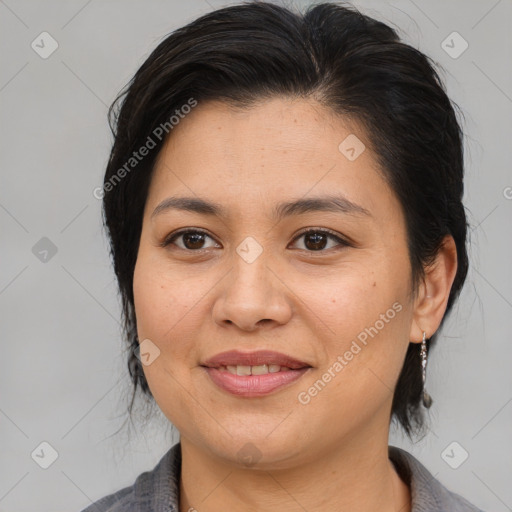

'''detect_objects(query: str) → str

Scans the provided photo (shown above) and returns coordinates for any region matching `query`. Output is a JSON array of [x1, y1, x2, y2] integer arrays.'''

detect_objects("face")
[[133, 97, 417, 468]]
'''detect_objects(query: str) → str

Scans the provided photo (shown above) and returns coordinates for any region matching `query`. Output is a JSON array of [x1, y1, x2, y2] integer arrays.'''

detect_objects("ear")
[[409, 234, 458, 343]]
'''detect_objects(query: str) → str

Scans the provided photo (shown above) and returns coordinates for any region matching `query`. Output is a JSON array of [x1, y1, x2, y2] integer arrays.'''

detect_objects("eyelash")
[[161, 227, 351, 253]]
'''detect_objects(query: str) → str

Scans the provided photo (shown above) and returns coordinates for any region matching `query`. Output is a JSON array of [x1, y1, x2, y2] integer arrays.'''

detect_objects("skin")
[[133, 97, 458, 512]]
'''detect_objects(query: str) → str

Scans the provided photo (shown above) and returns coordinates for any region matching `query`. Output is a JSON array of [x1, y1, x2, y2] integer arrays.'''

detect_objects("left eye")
[[162, 229, 349, 252], [290, 229, 349, 252]]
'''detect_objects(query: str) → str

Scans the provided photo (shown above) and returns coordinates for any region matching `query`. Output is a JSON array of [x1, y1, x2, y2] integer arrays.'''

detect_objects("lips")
[[201, 350, 313, 397], [201, 350, 311, 370]]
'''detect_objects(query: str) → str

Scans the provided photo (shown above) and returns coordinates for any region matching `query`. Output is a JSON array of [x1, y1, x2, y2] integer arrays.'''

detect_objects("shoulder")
[[80, 484, 135, 512], [80, 442, 182, 512], [388, 445, 486, 512]]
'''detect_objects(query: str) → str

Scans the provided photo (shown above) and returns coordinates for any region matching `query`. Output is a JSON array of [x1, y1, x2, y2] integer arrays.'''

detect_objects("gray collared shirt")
[[81, 443, 485, 511]]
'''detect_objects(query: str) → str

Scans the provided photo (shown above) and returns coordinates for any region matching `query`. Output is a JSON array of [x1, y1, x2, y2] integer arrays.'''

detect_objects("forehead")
[[147, 97, 401, 227]]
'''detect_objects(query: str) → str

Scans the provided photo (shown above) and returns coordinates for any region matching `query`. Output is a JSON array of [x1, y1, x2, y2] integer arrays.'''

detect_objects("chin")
[[203, 432, 307, 470]]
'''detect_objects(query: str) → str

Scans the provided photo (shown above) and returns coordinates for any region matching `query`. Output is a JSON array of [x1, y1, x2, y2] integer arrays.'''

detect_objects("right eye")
[[161, 229, 220, 252]]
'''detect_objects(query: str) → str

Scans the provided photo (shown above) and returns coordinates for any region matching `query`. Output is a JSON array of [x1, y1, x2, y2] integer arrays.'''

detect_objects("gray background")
[[1, 0, 511, 510]]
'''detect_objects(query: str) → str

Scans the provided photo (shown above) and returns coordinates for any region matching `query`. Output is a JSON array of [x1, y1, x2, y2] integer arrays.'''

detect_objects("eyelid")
[[290, 227, 352, 248], [161, 227, 352, 251], [160, 227, 216, 249]]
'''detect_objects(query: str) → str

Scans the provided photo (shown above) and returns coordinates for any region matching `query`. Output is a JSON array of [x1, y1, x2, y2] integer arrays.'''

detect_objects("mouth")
[[206, 364, 306, 376], [201, 349, 312, 371], [200, 350, 312, 397]]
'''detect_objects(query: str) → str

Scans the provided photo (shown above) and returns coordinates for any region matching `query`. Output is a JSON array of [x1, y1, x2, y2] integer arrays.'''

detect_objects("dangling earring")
[[420, 331, 433, 408]]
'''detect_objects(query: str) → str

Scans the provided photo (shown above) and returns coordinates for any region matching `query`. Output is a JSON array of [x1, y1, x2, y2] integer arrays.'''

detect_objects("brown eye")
[[162, 228, 350, 253], [291, 229, 349, 252], [162, 229, 219, 251]]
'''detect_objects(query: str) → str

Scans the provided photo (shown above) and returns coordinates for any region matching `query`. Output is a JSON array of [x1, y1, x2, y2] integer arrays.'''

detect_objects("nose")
[[211, 253, 293, 332]]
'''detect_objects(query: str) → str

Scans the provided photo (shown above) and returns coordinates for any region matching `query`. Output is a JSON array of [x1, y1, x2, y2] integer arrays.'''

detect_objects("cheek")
[[132, 255, 211, 354], [132, 259, 198, 401], [307, 267, 383, 336], [133, 258, 184, 340], [308, 260, 410, 381], [133, 261, 164, 336]]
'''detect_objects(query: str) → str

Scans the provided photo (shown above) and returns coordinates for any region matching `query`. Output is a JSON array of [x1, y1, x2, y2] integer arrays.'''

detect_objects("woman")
[[84, 2, 484, 511]]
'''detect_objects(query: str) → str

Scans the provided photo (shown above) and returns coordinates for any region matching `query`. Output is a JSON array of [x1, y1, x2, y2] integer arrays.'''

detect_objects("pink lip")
[[201, 350, 313, 397], [201, 350, 311, 370], [203, 366, 311, 397]]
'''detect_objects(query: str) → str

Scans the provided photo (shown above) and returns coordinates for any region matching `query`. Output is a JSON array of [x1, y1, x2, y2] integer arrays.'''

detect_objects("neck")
[[178, 427, 411, 512]]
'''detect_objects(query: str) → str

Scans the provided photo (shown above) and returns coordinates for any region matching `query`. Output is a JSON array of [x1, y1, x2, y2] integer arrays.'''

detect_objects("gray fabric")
[[81, 443, 485, 511]]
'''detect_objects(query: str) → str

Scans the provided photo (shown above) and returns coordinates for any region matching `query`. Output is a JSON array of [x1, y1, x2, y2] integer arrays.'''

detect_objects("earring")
[[420, 331, 433, 408]]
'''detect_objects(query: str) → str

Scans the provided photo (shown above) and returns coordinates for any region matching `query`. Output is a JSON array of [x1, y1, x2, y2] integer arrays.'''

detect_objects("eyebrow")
[[151, 194, 372, 221]]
